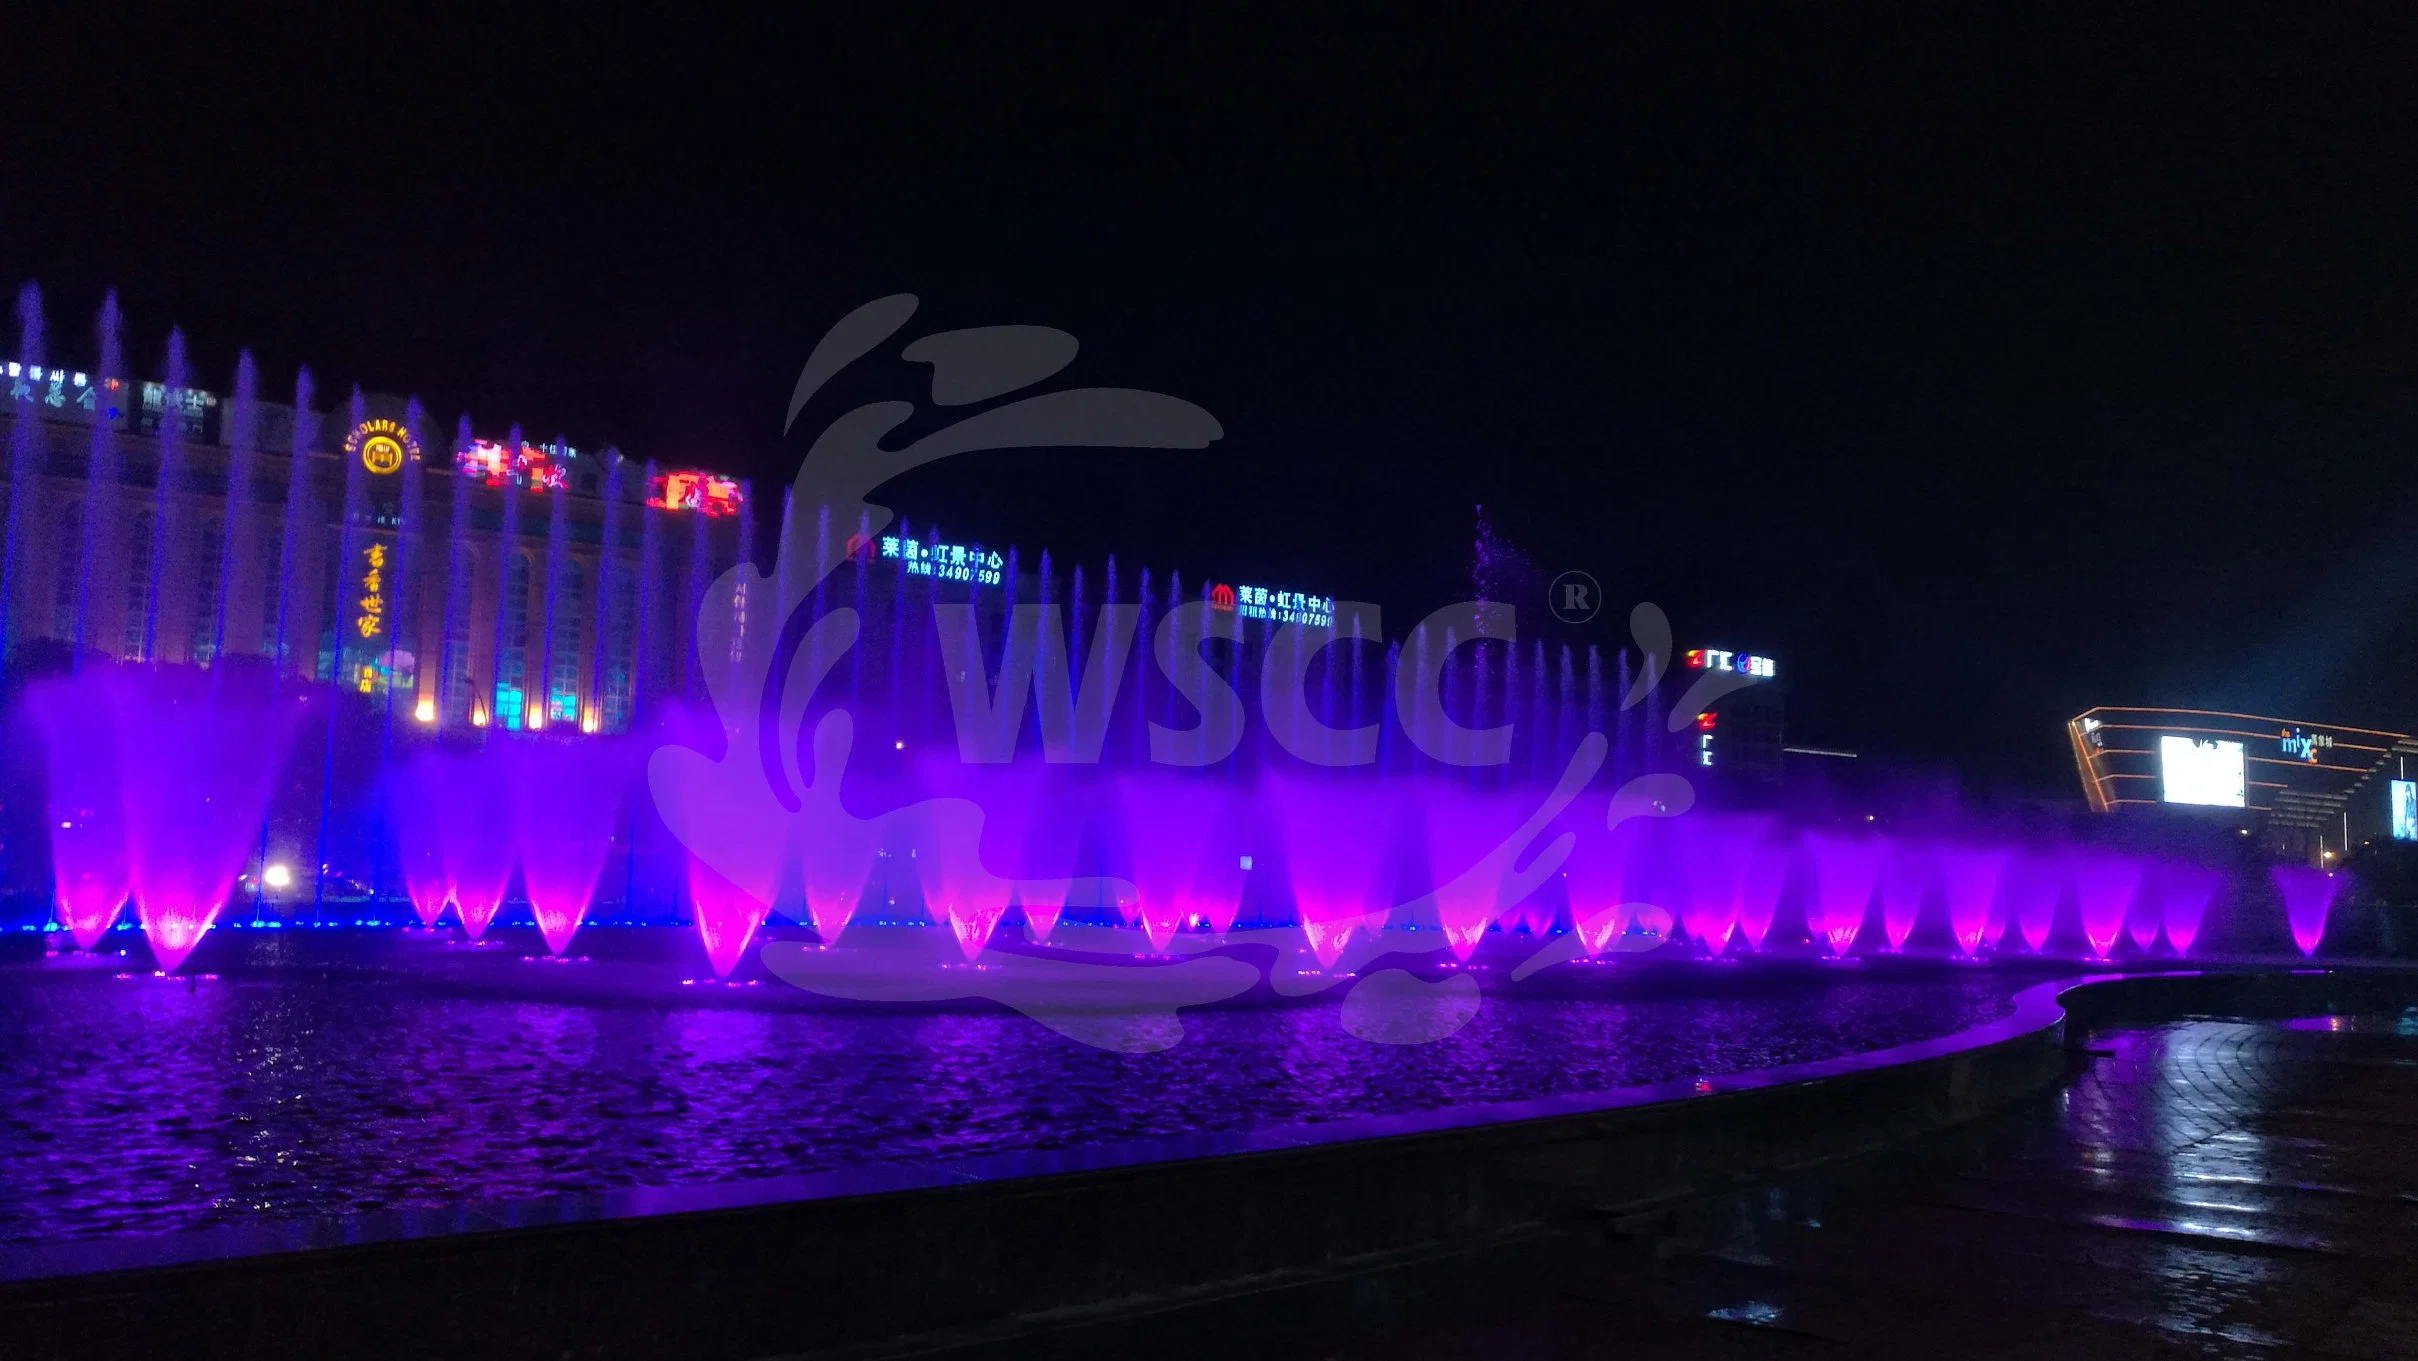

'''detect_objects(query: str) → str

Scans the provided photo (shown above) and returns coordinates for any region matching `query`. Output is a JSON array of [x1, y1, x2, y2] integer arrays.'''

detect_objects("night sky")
[[7, 10, 2416, 795]]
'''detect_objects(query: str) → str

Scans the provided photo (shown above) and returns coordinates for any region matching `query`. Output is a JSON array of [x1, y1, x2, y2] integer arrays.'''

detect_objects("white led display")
[[2159, 735, 2245, 808]]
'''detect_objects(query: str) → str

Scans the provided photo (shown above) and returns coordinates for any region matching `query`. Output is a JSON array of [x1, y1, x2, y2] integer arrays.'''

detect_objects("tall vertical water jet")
[[634, 461, 662, 725], [209, 352, 259, 666], [441, 415, 473, 718], [488, 425, 525, 724], [271, 368, 315, 673], [590, 456, 627, 720], [388, 398, 427, 720], [141, 329, 189, 661], [683, 497, 709, 698], [2272, 865, 2341, 958], [1, 282, 43, 659], [540, 461, 570, 727], [72, 291, 123, 662]]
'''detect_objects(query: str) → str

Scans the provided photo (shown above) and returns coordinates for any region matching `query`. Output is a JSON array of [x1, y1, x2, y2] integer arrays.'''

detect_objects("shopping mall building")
[[2069, 706, 2418, 860]]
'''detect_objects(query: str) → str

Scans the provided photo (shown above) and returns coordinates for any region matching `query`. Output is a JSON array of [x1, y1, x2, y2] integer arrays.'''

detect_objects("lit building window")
[[190, 519, 222, 664], [123, 512, 153, 659]]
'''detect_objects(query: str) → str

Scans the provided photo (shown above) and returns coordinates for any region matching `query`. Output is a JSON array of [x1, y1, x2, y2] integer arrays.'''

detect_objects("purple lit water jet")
[[1803, 833, 1881, 956], [2072, 854, 2144, 960], [1938, 846, 2007, 956], [2271, 865, 2342, 958]]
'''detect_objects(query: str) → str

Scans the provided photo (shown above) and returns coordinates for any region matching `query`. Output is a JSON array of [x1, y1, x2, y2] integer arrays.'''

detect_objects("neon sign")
[[648, 469, 744, 516], [139, 382, 216, 438], [455, 438, 568, 490], [880, 535, 1003, 586], [356, 541, 388, 640], [346, 418, 419, 476], [2279, 728, 2333, 763], [6, 363, 121, 422], [1209, 583, 1236, 612], [1685, 648, 1776, 679], [1231, 585, 1334, 628]]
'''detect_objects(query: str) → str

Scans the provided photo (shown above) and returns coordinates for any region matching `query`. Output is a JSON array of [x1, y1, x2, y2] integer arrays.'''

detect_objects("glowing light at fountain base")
[[688, 855, 770, 979]]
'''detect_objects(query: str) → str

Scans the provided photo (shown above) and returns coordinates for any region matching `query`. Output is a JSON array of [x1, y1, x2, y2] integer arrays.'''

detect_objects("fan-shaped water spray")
[[2072, 854, 2144, 960], [1272, 774, 1399, 967], [1803, 833, 1882, 956], [1120, 773, 1245, 950], [1939, 845, 2007, 956], [2272, 865, 2342, 958], [510, 738, 636, 954]]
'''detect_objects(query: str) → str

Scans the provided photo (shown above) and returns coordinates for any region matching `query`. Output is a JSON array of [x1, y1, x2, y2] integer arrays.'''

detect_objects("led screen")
[[2159, 735, 2245, 808], [2393, 779, 2417, 841]]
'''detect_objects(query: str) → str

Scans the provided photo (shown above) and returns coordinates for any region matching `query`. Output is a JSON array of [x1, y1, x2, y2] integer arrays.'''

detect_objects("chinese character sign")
[[356, 541, 388, 640]]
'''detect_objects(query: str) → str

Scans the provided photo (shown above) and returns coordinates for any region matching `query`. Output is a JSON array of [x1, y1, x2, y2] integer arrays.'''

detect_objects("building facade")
[[0, 372, 747, 734]]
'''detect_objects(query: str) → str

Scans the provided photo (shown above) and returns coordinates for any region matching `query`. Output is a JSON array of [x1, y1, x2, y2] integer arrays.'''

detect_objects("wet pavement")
[[948, 1010, 2418, 1360]]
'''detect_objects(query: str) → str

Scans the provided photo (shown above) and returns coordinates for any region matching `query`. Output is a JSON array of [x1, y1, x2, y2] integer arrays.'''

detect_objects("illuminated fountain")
[[2156, 863, 2220, 957], [1562, 811, 1634, 956], [689, 855, 770, 979], [25, 673, 131, 947], [2007, 851, 2062, 953], [1423, 784, 1522, 960], [28, 666, 300, 971], [1273, 774, 1400, 967], [2072, 853, 2145, 960], [2272, 865, 2342, 958], [509, 739, 636, 954], [1120, 773, 1246, 951], [435, 748, 518, 940], [1735, 824, 1789, 952], [1878, 839, 1932, 953], [1939, 845, 2008, 956], [1803, 833, 1881, 956], [390, 755, 450, 927]]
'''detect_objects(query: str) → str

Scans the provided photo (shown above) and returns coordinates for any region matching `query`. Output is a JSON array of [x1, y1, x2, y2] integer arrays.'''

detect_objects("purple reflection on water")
[[0, 933, 2041, 1246]]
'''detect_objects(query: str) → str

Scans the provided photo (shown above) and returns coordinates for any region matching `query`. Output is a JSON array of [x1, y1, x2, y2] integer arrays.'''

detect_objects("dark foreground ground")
[[935, 1011, 2418, 1360]]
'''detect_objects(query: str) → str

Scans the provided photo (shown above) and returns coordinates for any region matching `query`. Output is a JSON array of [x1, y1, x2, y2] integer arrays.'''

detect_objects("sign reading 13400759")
[[345, 418, 419, 475]]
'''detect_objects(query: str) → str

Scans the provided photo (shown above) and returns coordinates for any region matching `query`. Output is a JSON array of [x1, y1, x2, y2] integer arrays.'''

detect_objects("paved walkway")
[[945, 1012, 2418, 1360]]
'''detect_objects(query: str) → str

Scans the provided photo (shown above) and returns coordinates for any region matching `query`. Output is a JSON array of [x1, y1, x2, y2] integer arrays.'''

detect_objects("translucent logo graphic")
[[650, 299, 1726, 1051]]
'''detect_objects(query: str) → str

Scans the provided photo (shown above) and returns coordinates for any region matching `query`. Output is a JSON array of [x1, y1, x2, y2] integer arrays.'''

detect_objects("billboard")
[[2393, 779, 2417, 842], [2159, 735, 2246, 808]]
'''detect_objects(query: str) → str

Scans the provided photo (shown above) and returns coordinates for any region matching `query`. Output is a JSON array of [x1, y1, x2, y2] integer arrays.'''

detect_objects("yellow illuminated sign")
[[356, 541, 387, 640], [345, 417, 418, 475]]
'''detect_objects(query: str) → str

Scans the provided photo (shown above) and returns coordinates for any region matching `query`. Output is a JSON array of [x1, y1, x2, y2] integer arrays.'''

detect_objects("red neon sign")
[[1209, 583, 1236, 612], [648, 469, 745, 516]]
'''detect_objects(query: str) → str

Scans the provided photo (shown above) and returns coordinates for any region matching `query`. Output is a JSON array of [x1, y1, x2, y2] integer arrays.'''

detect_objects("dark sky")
[[7, 9, 2417, 795]]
